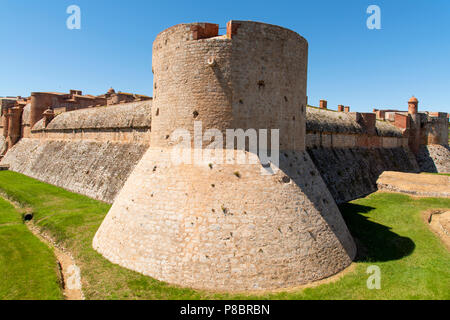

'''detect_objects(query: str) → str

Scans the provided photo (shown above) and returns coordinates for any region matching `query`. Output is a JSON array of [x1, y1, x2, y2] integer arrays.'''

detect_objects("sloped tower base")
[[93, 148, 356, 291]]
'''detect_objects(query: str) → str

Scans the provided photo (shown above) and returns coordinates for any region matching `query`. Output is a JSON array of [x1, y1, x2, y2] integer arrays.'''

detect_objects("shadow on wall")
[[415, 145, 440, 173], [339, 203, 415, 262], [274, 151, 357, 260], [308, 147, 420, 204]]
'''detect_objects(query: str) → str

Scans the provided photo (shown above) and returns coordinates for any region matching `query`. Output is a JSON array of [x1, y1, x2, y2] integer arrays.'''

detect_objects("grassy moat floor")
[[0, 171, 448, 300]]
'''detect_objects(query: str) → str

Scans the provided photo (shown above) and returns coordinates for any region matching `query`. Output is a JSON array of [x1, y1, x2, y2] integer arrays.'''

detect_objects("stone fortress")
[[0, 21, 448, 291]]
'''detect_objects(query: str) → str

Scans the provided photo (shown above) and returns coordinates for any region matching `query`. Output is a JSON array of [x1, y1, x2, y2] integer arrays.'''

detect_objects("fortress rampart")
[[0, 20, 448, 292], [1, 83, 447, 206], [304, 106, 420, 203], [31, 101, 151, 143], [1, 99, 152, 203], [305, 107, 408, 149], [93, 21, 357, 291], [0, 89, 151, 154]]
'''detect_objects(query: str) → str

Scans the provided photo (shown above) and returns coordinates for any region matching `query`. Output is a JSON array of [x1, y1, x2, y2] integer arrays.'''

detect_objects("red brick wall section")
[[359, 113, 376, 136], [226, 21, 241, 38], [30, 92, 107, 128], [7, 107, 22, 147], [394, 113, 410, 130], [368, 135, 381, 148], [190, 23, 219, 40], [375, 110, 386, 120], [2, 109, 9, 138]]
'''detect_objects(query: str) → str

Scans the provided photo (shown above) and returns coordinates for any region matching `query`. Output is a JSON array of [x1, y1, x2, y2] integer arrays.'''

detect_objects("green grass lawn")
[[0, 197, 63, 300], [422, 172, 450, 177], [0, 170, 448, 300]]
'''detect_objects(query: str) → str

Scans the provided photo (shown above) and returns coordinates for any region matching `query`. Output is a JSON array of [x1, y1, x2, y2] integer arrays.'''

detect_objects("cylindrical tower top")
[[408, 96, 418, 114], [30, 93, 54, 129], [7, 107, 22, 146], [151, 20, 308, 151]]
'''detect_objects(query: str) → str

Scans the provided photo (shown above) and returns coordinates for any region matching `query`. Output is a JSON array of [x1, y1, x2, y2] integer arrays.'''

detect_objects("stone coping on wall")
[[374, 119, 403, 137], [306, 107, 402, 137], [306, 107, 362, 134], [31, 100, 152, 132]]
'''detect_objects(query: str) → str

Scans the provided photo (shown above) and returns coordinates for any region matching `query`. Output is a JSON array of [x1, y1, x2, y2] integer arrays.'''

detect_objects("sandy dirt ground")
[[377, 172, 450, 198]]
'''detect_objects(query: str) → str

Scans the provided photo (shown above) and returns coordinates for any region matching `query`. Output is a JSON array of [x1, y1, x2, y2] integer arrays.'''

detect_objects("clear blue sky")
[[1, 0, 449, 113]]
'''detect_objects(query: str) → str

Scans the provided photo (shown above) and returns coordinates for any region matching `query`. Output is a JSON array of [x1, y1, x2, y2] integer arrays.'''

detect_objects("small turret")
[[42, 108, 55, 128], [408, 96, 418, 115]]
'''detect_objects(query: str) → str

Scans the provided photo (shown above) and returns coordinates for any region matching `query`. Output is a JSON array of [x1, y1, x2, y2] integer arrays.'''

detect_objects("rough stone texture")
[[375, 120, 403, 137], [94, 21, 356, 291], [308, 147, 420, 204], [21, 103, 31, 138], [306, 107, 362, 134], [377, 171, 450, 198], [421, 114, 448, 146], [150, 22, 307, 151], [1, 138, 147, 203], [0, 135, 5, 155], [305, 108, 404, 151], [43, 101, 151, 131], [94, 149, 356, 291], [21, 103, 31, 124], [30, 101, 152, 143], [416, 144, 450, 173], [307, 108, 401, 137]]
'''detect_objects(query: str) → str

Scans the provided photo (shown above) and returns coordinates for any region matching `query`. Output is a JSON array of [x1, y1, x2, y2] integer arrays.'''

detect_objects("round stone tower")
[[408, 96, 418, 115], [30, 92, 53, 129], [93, 21, 356, 291], [7, 107, 22, 148], [408, 96, 420, 153]]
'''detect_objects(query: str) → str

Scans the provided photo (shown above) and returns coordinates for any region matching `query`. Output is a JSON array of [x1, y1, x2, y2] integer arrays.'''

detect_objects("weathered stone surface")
[[308, 147, 420, 204], [94, 148, 356, 291], [94, 21, 356, 292], [307, 107, 362, 134], [0, 135, 6, 155], [37, 100, 151, 131], [29, 101, 151, 143], [1, 138, 147, 203], [306, 107, 402, 137], [416, 144, 450, 173], [375, 120, 403, 137], [21, 103, 31, 125]]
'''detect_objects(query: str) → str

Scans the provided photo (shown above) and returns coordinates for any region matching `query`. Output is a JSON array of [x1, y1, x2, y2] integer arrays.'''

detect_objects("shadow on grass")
[[339, 203, 415, 263]]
